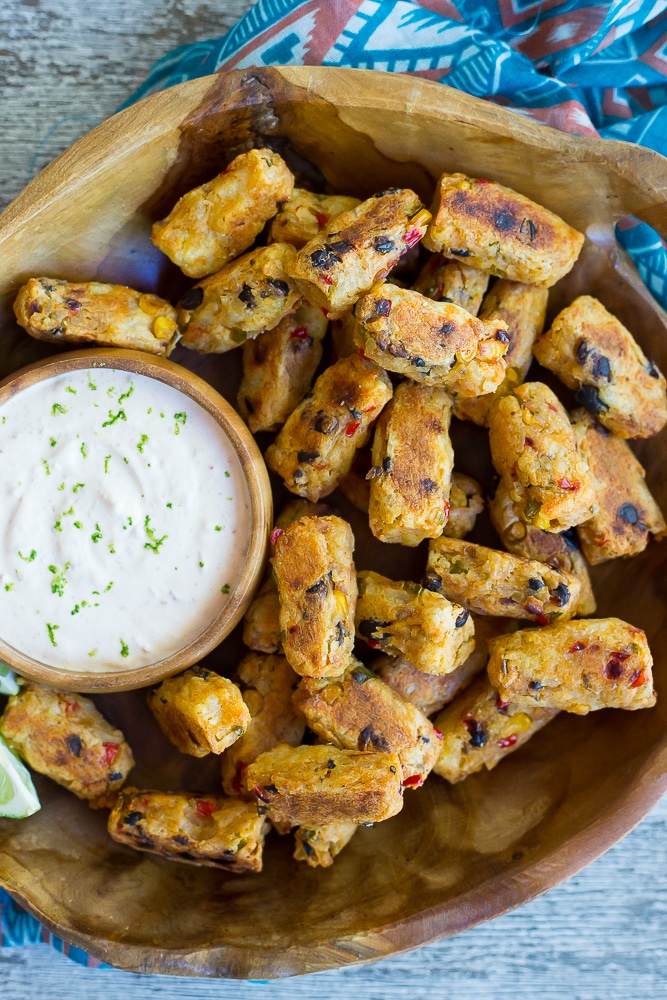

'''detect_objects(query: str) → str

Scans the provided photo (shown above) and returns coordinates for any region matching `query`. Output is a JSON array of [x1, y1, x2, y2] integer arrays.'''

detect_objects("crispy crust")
[[454, 280, 548, 426], [423, 173, 584, 287], [354, 282, 509, 395], [293, 657, 441, 784], [108, 788, 268, 871], [266, 353, 393, 501], [442, 472, 484, 539], [426, 536, 581, 623], [0, 681, 134, 802], [177, 243, 300, 354], [237, 302, 328, 433], [368, 382, 454, 546], [13, 278, 179, 356], [487, 618, 656, 714], [432, 674, 558, 783], [270, 189, 361, 248], [293, 821, 358, 867], [272, 516, 357, 678], [147, 666, 251, 758], [355, 570, 475, 676], [412, 256, 490, 311], [285, 189, 430, 316], [151, 148, 294, 278], [488, 478, 596, 616], [572, 409, 666, 563], [488, 382, 597, 532], [533, 295, 667, 439], [245, 743, 404, 826], [221, 653, 305, 797]]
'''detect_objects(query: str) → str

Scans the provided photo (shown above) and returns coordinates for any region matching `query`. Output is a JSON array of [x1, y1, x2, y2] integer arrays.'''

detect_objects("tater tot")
[[270, 189, 361, 248], [533, 295, 667, 439], [454, 280, 548, 426], [293, 657, 441, 786], [487, 618, 656, 714], [237, 302, 328, 433], [423, 173, 584, 287], [432, 675, 558, 783], [354, 282, 509, 396], [272, 515, 357, 678], [13, 278, 179, 356], [426, 536, 581, 623], [147, 666, 251, 758], [412, 256, 489, 312], [221, 653, 305, 797], [572, 408, 666, 564], [293, 821, 358, 867], [488, 478, 596, 616], [266, 353, 392, 501], [177, 244, 300, 354], [151, 148, 294, 278], [488, 382, 597, 532], [0, 681, 134, 803], [442, 472, 484, 539], [246, 744, 404, 826], [285, 189, 431, 316], [355, 570, 475, 676], [108, 788, 268, 871], [368, 381, 454, 546]]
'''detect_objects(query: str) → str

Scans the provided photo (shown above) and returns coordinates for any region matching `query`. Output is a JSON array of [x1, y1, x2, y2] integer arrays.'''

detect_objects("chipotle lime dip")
[[0, 367, 251, 671]]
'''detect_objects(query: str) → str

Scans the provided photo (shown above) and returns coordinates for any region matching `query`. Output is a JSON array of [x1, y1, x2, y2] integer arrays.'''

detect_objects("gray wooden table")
[[1, 2, 667, 998]]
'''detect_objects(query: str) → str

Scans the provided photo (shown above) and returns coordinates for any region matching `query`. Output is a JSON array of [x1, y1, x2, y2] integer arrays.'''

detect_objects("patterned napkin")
[[3, 0, 667, 965]]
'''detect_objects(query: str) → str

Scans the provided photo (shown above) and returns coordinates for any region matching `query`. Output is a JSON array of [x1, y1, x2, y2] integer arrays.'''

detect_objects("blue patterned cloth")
[[4, 0, 667, 965]]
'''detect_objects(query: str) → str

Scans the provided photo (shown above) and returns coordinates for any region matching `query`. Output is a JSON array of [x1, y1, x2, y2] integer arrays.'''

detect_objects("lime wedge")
[[0, 662, 19, 696], [0, 734, 41, 818]]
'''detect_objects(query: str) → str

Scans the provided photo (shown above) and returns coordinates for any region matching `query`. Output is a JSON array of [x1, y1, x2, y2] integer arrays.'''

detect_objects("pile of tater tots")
[[5, 147, 666, 873]]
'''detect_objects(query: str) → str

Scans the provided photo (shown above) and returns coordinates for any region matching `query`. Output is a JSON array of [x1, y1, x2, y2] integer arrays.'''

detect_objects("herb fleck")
[[120, 640, 129, 658], [88, 648, 97, 656], [42, 459, 51, 476], [91, 523, 103, 543], [48, 563, 70, 597], [18, 550, 36, 563], [104, 455, 111, 473], [52, 403, 67, 416], [136, 434, 148, 453], [73, 483, 85, 493], [173, 412, 187, 435], [221, 583, 230, 594], [65, 386, 77, 395], [108, 542, 116, 554], [46, 623, 59, 647], [4, 583, 14, 592], [118, 383, 134, 403], [50, 437, 57, 447], [87, 376, 97, 391], [144, 515, 167, 554], [102, 409, 127, 428], [80, 442, 87, 458]]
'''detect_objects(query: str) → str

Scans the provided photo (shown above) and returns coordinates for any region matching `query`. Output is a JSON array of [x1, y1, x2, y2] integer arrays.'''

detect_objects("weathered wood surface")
[[1, 2, 667, 998]]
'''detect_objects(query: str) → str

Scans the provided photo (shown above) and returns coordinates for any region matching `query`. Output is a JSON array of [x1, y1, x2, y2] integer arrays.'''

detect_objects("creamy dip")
[[0, 367, 251, 671]]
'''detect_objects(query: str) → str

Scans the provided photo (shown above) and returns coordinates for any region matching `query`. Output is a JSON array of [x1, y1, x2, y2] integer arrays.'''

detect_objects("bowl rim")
[[0, 346, 273, 693]]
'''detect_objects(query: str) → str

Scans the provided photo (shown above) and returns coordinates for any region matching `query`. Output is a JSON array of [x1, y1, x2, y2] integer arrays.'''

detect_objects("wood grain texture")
[[1, 2, 667, 996]]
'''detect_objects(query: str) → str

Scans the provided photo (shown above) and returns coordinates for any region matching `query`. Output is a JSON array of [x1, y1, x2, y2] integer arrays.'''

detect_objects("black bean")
[[351, 667, 372, 684], [375, 188, 400, 197], [310, 247, 340, 270], [390, 765, 397, 774], [327, 759, 336, 769], [238, 284, 256, 309], [647, 358, 661, 379], [560, 528, 579, 550], [382, 457, 392, 474], [412, 357, 427, 367], [123, 811, 143, 826], [575, 384, 609, 415], [179, 286, 204, 310], [292, 468, 304, 479], [266, 278, 290, 296], [301, 839, 315, 858], [375, 298, 392, 316], [328, 239, 354, 255], [263, 784, 278, 794], [306, 576, 328, 596], [494, 211, 516, 231], [529, 680, 543, 691], [173, 835, 190, 845], [64, 298, 81, 311], [455, 609, 470, 628], [591, 354, 611, 380], [358, 618, 391, 640], [108, 772, 123, 782], [619, 503, 639, 524], [314, 412, 338, 435], [48, 325, 64, 336], [357, 725, 390, 752], [551, 583, 570, 607], [576, 339, 590, 363], [422, 572, 442, 592], [495, 329, 510, 343], [420, 478, 438, 494], [527, 578, 544, 591], [450, 248, 472, 257], [440, 322, 456, 337], [519, 218, 537, 241], [65, 734, 82, 757], [335, 621, 345, 645], [374, 236, 395, 254], [297, 450, 319, 464], [349, 407, 362, 420]]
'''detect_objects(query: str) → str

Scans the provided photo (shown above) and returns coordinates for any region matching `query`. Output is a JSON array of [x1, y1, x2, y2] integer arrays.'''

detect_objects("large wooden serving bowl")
[[0, 67, 666, 979]]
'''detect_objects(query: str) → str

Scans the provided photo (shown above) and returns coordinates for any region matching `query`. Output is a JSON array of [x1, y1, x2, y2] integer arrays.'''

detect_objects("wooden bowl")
[[0, 347, 273, 694], [0, 67, 666, 978]]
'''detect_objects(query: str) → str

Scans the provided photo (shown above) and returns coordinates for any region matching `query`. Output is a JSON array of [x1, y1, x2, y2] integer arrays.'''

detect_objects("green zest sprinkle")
[[108, 542, 116, 554], [88, 648, 97, 656], [52, 403, 67, 416], [123, 457, 129, 464], [107, 386, 116, 397], [214, 525, 222, 532], [80, 443, 87, 458], [18, 550, 36, 562], [120, 640, 129, 658], [136, 434, 148, 453], [173, 412, 187, 435], [102, 409, 127, 428], [46, 623, 59, 647], [65, 386, 77, 395], [166, 502, 173, 509], [224, 470, 230, 478], [199, 561, 204, 568], [119, 384, 134, 403], [71, 605, 80, 615], [4, 583, 14, 592], [105, 581, 114, 592], [91, 524, 103, 543], [73, 521, 83, 530], [48, 563, 70, 597], [104, 455, 111, 473], [73, 483, 85, 493], [87, 376, 97, 391], [221, 583, 230, 594], [1, 416, 5, 425], [50, 437, 57, 447], [42, 459, 51, 476], [143, 515, 167, 554], [58, 482, 65, 491]]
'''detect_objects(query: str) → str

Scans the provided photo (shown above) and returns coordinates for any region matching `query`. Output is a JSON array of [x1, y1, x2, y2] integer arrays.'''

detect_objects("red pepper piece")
[[64, 699, 79, 715], [433, 727, 444, 740], [443, 500, 451, 518], [367, 638, 379, 649], [358, 347, 371, 362], [231, 760, 247, 794], [497, 734, 518, 748], [629, 670, 647, 688], [196, 799, 215, 818], [402, 775, 424, 788], [535, 614, 550, 626], [403, 227, 422, 248], [547, 403, 558, 413], [558, 477, 581, 491], [102, 742, 119, 767], [345, 420, 361, 437], [314, 211, 328, 227], [252, 785, 270, 802], [476, 178, 491, 184], [321, 274, 333, 286], [270, 527, 283, 545], [290, 326, 310, 340], [525, 437, 535, 447]]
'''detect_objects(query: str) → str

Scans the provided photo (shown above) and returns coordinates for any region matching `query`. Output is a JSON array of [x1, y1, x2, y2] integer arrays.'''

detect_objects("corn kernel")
[[153, 315, 178, 340]]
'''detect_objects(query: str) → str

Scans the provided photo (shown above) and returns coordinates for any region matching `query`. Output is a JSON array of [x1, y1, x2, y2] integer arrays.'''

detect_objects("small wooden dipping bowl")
[[0, 348, 273, 693], [0, 67, 666, 978]]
